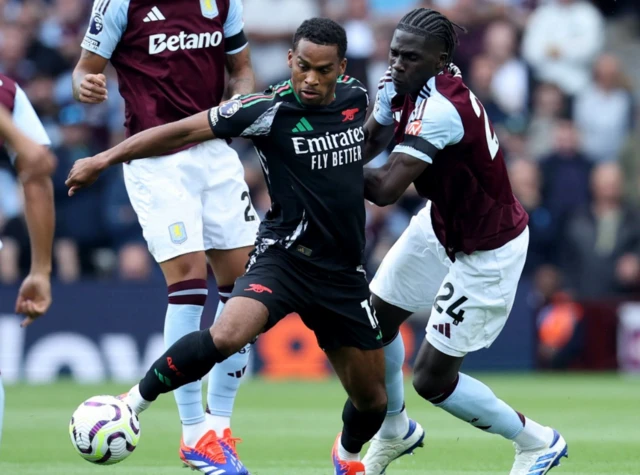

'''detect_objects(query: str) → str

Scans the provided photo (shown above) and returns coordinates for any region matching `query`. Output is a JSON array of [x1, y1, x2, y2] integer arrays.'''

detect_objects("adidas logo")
[[227, 366, 247, 378], [143, 6, 165, 22], [292, 117, 313, 133], [432, 323, 451, 339]]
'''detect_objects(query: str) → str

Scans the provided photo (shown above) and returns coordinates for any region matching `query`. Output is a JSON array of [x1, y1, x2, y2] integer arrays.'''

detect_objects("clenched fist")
[[76, 73, 108, 104]]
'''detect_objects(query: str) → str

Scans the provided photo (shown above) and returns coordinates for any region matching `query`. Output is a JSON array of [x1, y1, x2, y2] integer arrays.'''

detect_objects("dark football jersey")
[[374, 69, 528, 259], [81, 0, 247, 148], [208, 77, 369, 271]]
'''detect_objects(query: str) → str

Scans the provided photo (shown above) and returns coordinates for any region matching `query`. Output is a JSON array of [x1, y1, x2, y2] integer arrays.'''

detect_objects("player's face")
[[389, 30, 447, 96], [288, 39, 347, 106]]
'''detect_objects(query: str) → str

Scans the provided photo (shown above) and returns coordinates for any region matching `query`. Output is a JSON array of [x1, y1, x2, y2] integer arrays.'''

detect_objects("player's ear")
[[437, 52, 448, 71], [339, 58, 347, 76], [288, 49, 293, 69]]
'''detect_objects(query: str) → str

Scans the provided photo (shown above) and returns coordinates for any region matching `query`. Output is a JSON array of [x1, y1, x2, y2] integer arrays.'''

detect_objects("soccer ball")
[[69, 395, 141, 465]]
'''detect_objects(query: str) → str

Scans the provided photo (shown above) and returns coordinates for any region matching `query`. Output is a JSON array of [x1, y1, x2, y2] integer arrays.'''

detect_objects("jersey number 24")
[[469, 90, 500, 160]]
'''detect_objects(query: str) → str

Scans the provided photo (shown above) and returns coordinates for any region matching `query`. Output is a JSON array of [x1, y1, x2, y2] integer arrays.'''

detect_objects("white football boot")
[[362, 419, 425, 475], [510, 429, 568, 475]]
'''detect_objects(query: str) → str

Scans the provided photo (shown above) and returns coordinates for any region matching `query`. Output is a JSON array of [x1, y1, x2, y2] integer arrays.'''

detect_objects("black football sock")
[[138, 329, 226, 402], [340, 399, 387, 454]]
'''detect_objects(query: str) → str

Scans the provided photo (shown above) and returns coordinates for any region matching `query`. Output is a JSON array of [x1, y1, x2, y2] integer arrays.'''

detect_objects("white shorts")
[[123, 139, 260, 263], [370, 202, 529, 357]]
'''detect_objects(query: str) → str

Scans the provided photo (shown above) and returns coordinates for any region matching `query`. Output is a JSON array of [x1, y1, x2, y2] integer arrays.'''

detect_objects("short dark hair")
[[293, 18, 348, 60], [397, 8, 466, 66]]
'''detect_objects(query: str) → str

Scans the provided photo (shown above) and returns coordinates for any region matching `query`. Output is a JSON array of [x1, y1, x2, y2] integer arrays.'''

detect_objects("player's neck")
[[408, 75, 435, 100]]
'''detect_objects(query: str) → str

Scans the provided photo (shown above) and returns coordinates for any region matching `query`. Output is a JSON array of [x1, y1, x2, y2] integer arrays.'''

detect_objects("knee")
[[350, 383, 388, 414], [163, 253, 207, 283], [210, 326, 244, 359], [412, 366, 456, 403]]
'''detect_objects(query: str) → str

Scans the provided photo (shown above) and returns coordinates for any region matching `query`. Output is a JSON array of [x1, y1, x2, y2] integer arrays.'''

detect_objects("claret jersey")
[[374, 69, 528, 258]]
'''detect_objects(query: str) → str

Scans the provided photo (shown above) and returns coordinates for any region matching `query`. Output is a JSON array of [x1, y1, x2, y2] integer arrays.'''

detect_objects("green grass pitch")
[[1, 374, 639, 474]]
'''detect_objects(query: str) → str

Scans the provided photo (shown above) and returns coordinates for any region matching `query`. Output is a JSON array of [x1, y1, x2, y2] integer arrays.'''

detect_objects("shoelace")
[[195, 433, 227, 464], [221, 430, 242, 456]]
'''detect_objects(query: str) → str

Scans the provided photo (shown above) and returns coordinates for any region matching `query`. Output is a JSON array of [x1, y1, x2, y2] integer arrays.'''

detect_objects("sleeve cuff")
[[226, 42, 249, 55], [373, 111, 394, 127], [81, 38, 111, 59], [392, 144, 433, 164]]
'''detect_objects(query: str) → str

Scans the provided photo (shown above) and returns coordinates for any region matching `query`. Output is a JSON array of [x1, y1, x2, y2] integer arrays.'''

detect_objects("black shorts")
[[231, 246, 382, 351]]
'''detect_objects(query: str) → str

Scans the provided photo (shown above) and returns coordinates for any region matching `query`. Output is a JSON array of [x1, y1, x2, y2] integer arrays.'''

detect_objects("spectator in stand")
[[509, 158, 556, 276], [573, 53, 634, 163], [539, 120, 592, 228], [620, 110, 640, 208], [339, 0, 375, 89], [526, 83, 567, 161], [522, 0, 605, 100], [428, 0, 501, 73], [468, 55, 509, 126], [560, 162, 640, 299], [242, 0, 321, 89], [483, 20, 529, 118], [50, 103, 102, 281]]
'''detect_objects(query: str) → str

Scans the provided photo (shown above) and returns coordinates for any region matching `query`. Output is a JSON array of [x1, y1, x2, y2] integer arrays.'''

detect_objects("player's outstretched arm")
[[0, 106, 56, 325], [65, 111, 214, 195], [363, 152, 429, 206], [363, 115, 394, 164], [72, 50, 109, 104]]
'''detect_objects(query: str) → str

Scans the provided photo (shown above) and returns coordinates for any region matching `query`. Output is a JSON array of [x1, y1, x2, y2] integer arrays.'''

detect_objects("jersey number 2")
[[469, 90, 500, 160], [241, 191, 256, 222]]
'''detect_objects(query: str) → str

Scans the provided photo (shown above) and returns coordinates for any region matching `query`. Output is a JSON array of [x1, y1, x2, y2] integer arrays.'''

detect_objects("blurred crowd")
[[1, 0, 640, 311]]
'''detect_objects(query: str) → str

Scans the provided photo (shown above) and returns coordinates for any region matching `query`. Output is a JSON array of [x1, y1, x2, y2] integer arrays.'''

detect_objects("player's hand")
[[15, 272, 52, 327], [77, 73, 108, 104], [65, 155, 109, 195]]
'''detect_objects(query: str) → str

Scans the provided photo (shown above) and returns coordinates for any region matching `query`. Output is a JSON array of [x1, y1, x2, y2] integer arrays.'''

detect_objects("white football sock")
[[181, 420, 210, 447], [125, 384, 152, 415], [206, 413, 231, 435], [378, 408, 410, 440], [513, 417, 555, 451], [207, 299, 250, 432], [338, 442, 360, 461]]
